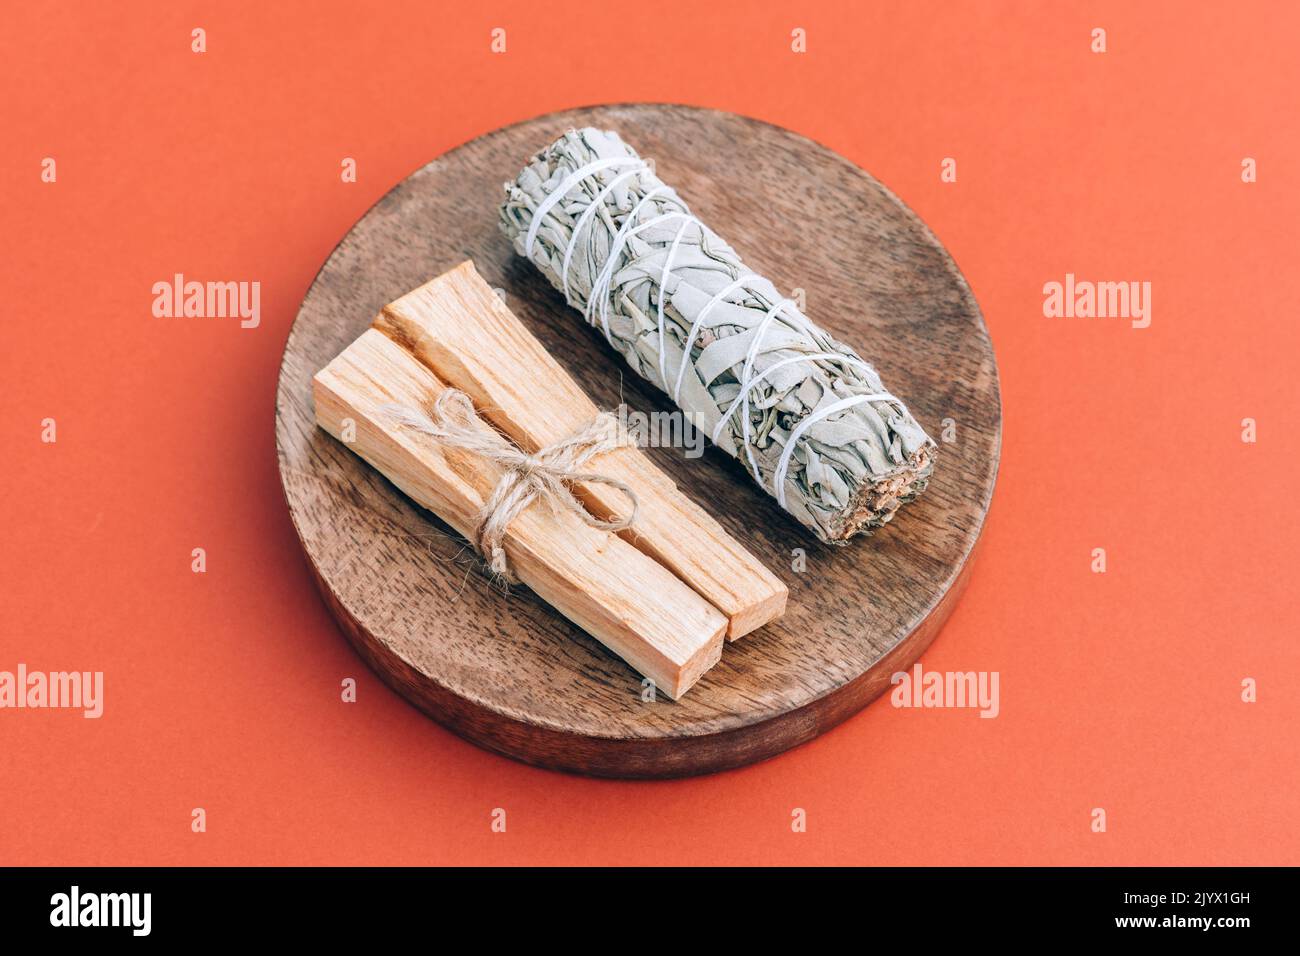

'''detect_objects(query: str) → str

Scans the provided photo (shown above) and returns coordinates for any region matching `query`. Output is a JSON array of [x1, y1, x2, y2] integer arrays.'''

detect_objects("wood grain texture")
[[275, 104, 1002, 778], [373, 260, 788, 639]]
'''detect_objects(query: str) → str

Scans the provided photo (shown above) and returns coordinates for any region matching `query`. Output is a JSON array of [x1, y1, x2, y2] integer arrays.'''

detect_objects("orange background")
[[2, 0, 1296, 866]]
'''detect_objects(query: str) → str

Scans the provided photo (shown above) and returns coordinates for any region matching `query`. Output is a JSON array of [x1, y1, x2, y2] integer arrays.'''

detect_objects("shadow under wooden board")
[[275, 103, 1001, 778]]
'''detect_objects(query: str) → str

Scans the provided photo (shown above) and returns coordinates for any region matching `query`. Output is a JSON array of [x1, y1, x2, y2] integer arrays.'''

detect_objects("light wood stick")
[[313, 328, 725, 699], [373, 260, 788, 640]]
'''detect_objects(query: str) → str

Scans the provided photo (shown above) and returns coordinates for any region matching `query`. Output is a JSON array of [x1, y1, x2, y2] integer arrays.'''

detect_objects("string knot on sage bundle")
[[383, 389, 638, 581], [499, 127, 936, 545]]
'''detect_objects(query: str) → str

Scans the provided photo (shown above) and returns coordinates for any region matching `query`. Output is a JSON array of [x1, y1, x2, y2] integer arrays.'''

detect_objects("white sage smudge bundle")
[[499, 128, 935, 544]]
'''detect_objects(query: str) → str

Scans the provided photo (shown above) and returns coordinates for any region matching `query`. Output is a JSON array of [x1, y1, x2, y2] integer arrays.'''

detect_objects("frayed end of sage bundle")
[[832, 444, 933, 543], [499, 127, 936, 545]]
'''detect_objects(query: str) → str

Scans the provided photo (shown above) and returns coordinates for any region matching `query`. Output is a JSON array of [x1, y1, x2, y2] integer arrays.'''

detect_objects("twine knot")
[[383, 390, 638, 582]]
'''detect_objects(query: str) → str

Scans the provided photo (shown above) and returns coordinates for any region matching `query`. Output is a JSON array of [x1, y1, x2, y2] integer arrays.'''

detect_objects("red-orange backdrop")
[[2, 0, 1296, 866]]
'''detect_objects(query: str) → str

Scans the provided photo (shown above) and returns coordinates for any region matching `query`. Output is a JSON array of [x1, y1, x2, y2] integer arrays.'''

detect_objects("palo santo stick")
[[313, 328, 725, 699], [374, 260, 788, 640]]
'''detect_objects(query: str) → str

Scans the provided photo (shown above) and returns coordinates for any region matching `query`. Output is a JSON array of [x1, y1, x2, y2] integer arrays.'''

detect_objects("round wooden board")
[[276, 104, 1001, 778]]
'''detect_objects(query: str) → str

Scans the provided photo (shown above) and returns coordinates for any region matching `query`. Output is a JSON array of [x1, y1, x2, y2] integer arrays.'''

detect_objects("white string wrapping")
[[543, 168, 908, 508], [383, 390, 638, 582], [501, 128, 937, 544]]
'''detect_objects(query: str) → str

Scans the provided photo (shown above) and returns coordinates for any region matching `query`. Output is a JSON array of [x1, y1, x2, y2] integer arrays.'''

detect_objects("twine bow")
[[383, 390, 638, 581]]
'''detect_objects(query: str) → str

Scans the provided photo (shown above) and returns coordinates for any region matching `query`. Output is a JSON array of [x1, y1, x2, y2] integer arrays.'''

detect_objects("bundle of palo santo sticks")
[[314, 261, 787, 699]]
